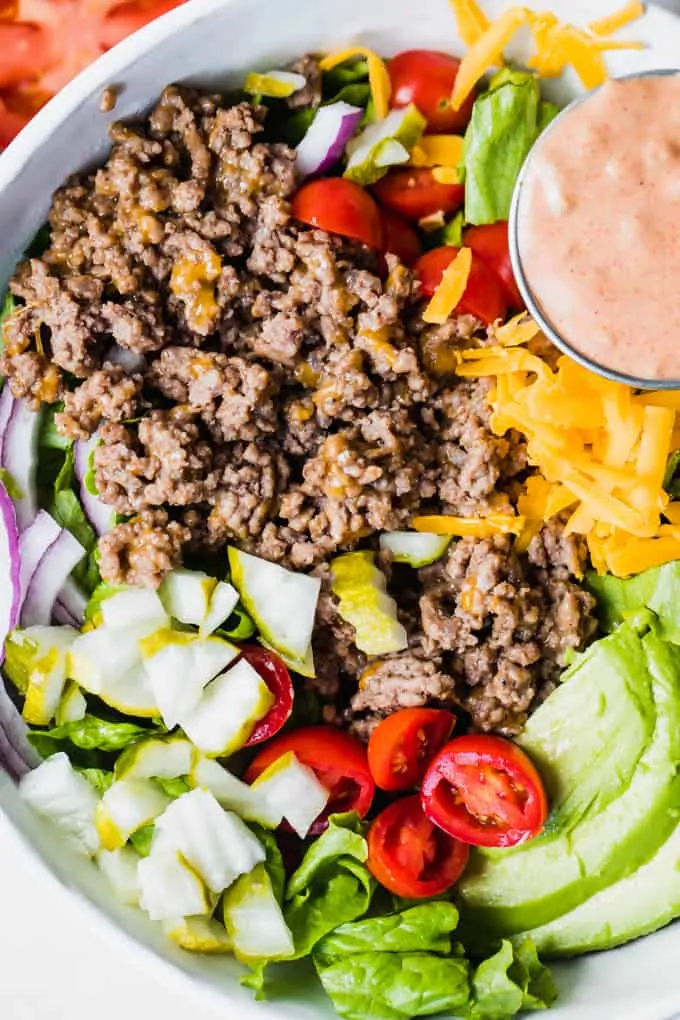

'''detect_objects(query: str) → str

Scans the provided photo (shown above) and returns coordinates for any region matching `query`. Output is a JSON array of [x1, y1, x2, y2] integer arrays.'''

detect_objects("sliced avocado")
[[520, 822, 680, 957], [458, 626, 680, 942]]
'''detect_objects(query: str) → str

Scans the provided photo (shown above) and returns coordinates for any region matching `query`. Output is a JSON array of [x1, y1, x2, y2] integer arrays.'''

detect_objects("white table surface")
[[0, 811, 226, 1020]]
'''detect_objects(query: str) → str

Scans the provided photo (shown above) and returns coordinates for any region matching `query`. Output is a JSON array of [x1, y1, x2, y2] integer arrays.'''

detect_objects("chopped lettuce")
[[316, 951, 471, 1020], [587, 562, 680, 645], [313, 904, 554, 1020], [463, 70, 556, 226], [33, 715, 152, 752], [78, 767, 114, 794], [129, 823, 155, 857], [468, 939, 556, 1019], [314, 902, 460, 965], [49, 446, 100, 594], [155, 775, 192, 798], [0, 290, 15, 330], [284, 813, 375, 959]]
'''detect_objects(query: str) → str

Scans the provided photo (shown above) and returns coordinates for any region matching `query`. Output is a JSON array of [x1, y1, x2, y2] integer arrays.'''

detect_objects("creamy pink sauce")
[[517, 74, 680, 382]]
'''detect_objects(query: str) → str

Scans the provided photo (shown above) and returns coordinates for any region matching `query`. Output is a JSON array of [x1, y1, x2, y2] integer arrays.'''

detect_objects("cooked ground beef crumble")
[[0, 80, 597, 736]]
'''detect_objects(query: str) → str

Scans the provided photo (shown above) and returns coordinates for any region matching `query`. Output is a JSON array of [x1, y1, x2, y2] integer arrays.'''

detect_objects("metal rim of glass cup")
[[508, 68, 680, 391]]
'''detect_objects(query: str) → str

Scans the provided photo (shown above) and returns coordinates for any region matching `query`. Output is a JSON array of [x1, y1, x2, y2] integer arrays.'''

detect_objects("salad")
[[2, 1, 678, 1019]]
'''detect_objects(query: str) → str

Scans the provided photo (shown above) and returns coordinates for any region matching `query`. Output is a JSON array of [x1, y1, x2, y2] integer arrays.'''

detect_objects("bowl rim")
[[508, 68, 680, 391]]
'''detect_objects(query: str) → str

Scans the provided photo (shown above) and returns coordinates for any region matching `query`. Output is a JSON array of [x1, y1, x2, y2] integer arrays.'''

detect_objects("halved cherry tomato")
[[415, 246, 508, 325], [421, 734, 549, 849], [367, 794, 469, 898], [0, 94, 29, 149], [372, 168, 464, 223], [379, 206, 422, 267], [99, 0, 184, 48], [240, 646, 294, 747], [368, 707, 455, 791], [464, 221, 524, 310], [245, 725, 375, 834], [0, 24, 47, 89], [292, 178, 383, 250], [389, 49, 476, 134]]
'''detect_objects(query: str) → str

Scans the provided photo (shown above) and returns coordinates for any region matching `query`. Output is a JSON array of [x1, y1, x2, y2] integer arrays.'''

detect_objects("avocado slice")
[[521, 822, 680, 957], [458, 625, 680, 942]]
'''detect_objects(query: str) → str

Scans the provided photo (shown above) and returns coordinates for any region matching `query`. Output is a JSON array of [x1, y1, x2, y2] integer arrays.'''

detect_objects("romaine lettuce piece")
[[155, 788, 265, 895], [19, 752, 100, 856], [223, 863, 295, 963], [251, 751, 329, 838]]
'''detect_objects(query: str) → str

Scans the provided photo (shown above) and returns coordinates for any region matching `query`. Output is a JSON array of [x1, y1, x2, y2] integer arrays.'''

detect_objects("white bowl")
[[2, 1, 680, 1017]]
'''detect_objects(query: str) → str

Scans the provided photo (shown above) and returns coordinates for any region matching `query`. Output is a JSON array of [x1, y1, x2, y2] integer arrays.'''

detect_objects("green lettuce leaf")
[[468, 938, 556, 1018], [0, 291, 15, 329], [129, 823, 155, 857], [284, 813, 375, 959], [316, 951, 471, 1020], [253, 825, 286, 905], [155, 775, 192, 798], [463, 71, 547, 225], [78, 767, 114, 794], [586, 567, 661, 634], [314, 902, 459, 966], [49, 446, 100, 594], [84, 582, 128, 625], [36, 715, 151, 752]]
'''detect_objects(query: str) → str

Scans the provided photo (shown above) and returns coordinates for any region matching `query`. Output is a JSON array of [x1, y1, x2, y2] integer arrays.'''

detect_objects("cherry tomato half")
[[368, 707, 455, 792], [415, 246, 508, 325], [240, 646, 294, 747], [463, 221, 524, 310], [245, 725, 375, 834], [372, 168, 464, 223], [421, 735, 549, 848], [379, 206, 422, 267], [292, 178, 383, 250], [367, 794, 469, 898], [389, 49, 476, 134]]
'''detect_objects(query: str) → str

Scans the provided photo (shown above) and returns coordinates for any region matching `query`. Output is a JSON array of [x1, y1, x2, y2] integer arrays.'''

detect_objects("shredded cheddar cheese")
[[452, 6, 529, 110], [412, 514, 526, 537], [422, 247, 472, 325], [457, 316, 680, 577], [319, 47, 391, 119], [409, 135, 465, 168], [448, 0, 491, 46], [450, 3, 646, 110], [588, 0, 645, 36]]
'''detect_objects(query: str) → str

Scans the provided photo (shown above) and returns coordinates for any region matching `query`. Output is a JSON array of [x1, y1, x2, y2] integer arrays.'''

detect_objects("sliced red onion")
[[296, 102, 364, 179], [21, 528, 86, 627], [0, 675, 39, 778], [1, 396, 41, 531], [105, 344, 147, 374], [19, 510, 62, 604], [74, 433, 114, 536], [57, 576, 88, 627], [52, 601, 79, 628], [0, 480, 21, 664]]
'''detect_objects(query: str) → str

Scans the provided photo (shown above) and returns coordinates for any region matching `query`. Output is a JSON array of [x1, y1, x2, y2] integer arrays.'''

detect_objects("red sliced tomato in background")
[[373, 167, 464, 223], [240, 646, 294, 747], [368, 707, 455, 791], [421, 734, 549, 848], [245, 725, 375, 834], [367, 794, 469, 898], [388, 49, 476, 134], [292, 178, 383, 250], [464, 221, 524, 310], [379, 206, 422, 267], [0, 0, 186, 148], [415, 245, 508, 324]]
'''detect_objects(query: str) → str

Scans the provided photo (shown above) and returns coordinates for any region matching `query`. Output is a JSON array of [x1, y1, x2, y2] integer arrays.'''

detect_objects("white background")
[[0, 812, 224, 1020]]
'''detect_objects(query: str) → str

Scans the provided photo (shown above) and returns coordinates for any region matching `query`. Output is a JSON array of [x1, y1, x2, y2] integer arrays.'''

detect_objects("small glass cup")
[[508, 68, 680, 391]]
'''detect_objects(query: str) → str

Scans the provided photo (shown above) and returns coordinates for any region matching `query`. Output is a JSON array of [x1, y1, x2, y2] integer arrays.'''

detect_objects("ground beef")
[[417, 532, 597, 735], [97, 510, 190, 588], [0, 81, 600, 737], [55, 364, 144, 439]]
